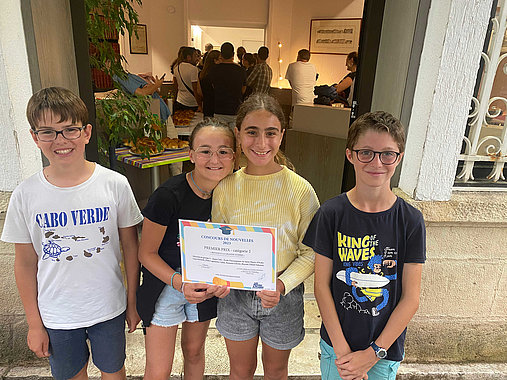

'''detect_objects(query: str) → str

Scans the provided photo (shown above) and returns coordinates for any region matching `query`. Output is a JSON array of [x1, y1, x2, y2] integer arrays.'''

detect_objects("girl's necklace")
[[190, 171, 212, 198]]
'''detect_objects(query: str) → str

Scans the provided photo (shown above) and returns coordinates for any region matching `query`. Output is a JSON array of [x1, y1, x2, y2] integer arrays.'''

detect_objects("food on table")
[[161, 137, 189, 150], [172, 109, 195, 126], [130, 137, 163, 155]]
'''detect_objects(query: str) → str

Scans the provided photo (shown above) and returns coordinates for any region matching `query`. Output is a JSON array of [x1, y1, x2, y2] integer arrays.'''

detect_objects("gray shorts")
[[216, 283, 305, 350]]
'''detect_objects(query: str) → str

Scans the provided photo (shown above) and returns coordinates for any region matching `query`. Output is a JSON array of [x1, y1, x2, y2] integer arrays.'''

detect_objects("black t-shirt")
[[339, 71, 356, 99], [209, 63, 246, 115], [199, 75, 214, 118], [136, 173, 217, 326], [303, 193, 426, 361]]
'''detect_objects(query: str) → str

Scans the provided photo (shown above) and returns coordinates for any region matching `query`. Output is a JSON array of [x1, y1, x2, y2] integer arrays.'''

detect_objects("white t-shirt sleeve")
[[285, 63, 293, 81], [116, 175, 143, 228], [190, 65, 199, 83], [1, 187, 32, 243]]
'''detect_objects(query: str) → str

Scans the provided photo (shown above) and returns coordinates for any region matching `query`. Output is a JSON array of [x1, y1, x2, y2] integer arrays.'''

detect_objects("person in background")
[[173, 46, 202, 112], [246, 46, 273, 94], [196, 49, 204, 70], [170, 46, 186, 75], [242, 53, 257, 100], [212, 94, 320, 380], [202, 42, 213, 68], [303, 111, 425, 380], [138, 119, 234, 380], [334, 51, 358, 106], [114, 72, 182, 175], [242, 53, 256, 78], [199, 50, 221, 118], [114, 72, 170, 123], [208, 42, 246, 130], [285, 49, 318, 105], [237, 46, 246, 66]]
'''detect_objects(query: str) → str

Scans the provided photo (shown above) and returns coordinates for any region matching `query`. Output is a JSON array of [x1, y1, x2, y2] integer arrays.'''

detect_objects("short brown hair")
[[297, 49, 311, 61], [26, 87, 88, 130], [347, 111, 405, 153]]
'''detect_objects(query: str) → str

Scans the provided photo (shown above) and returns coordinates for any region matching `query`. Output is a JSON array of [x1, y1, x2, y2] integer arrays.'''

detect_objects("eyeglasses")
[[34, 126, 86, 142], [193, 147, 234, 160], [352, 149, 401, 165]]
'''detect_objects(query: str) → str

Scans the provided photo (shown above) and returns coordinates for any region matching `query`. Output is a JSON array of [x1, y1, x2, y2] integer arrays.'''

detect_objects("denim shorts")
[[151, 284, 198, 327], [216, 283, 305, 350], [46, 311, 126, 380], [320, 338, 401, 380]]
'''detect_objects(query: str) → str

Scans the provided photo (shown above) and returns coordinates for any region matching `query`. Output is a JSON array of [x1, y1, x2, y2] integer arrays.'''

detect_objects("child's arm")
[[138, 218, 215, 303], [14, 243, 49, 358], [119, 226, 141, 333], [336, 263, 423, 377], [314, 254, 353, 368]]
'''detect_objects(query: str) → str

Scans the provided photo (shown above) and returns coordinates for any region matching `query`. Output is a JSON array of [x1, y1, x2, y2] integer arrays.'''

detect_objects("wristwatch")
[[370, 341, 388, 359]]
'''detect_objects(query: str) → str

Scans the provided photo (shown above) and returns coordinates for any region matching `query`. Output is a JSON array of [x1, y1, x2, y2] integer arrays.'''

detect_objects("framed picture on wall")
[[130, 24, 148, 54], [309, 19, 361, 55]]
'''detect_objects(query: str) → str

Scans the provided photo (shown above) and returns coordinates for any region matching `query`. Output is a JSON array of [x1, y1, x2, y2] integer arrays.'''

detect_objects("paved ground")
[[1, 285, 506, 379]]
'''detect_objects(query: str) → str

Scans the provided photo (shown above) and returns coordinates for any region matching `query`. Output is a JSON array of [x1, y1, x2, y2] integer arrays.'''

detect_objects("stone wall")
[[398, 189, 507, 363], [0, 192, 35, 364]]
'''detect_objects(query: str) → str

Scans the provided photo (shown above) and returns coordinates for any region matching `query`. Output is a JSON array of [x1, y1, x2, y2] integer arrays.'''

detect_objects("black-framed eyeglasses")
[[352, 149, 401, 165], [34, 126, 86, 142], [193, 147, 235, 160]]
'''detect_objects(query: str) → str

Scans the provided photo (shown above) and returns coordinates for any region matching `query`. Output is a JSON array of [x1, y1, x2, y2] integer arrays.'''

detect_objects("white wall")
[[0, 0, 42, 192], [280, 0, 364, 87], [120, 0, 186, 76], [198, 26, 264, 57], [399, 0, 493, 200], [187, 0, 269, 28]]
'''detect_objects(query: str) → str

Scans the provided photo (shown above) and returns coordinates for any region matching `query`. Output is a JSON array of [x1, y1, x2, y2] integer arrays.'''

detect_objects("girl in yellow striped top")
[[212, 94, 320, 379]]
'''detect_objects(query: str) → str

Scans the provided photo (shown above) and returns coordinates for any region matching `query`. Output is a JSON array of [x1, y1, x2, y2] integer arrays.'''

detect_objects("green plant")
[[85, 0, 142, 79], [96, 90, 165, 159]]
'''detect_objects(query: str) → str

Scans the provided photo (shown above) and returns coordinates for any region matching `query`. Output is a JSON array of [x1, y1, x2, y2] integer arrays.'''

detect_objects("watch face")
[[377, 348, 388, 359]]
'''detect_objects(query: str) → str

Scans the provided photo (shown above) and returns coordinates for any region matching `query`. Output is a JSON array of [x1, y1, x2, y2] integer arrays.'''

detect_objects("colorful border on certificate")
[[179, 219, 277, 289]]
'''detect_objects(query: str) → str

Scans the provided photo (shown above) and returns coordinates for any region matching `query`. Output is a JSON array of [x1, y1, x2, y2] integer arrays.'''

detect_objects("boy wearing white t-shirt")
[[1, 87, 143, 380]]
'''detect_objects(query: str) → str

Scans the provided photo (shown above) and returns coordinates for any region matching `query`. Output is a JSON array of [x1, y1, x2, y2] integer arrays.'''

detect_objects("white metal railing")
[[456, 0, 507, 185]]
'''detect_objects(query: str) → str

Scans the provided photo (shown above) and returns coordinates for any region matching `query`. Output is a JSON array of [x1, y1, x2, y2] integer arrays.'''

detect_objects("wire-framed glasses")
[[193, 147, 234, 160], [34, 126, 86, 142], [352, 149, 401, 165]]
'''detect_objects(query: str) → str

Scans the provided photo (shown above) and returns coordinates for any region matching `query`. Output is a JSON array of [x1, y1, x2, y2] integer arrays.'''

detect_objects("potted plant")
[[96, 89, 165, 164]]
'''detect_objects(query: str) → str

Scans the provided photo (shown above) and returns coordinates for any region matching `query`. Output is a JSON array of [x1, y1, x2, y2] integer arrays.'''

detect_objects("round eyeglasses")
[[352, 149, 401, 165], [193, 147, 234, 160], [34, 126, 86, 142]]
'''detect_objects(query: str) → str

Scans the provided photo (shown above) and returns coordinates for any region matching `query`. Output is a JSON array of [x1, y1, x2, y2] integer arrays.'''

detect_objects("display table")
[[115, 147, 190, 190], [285, 104, 351, 202], [175, 112, 204, 137]]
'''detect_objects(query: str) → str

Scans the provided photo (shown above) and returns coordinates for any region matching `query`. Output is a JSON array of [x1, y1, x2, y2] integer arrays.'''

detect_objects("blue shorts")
[[151, 284, 198, 327], [216, 283, 305, 350], [320, 339, 401, 380], [46, 311, 126, 380]]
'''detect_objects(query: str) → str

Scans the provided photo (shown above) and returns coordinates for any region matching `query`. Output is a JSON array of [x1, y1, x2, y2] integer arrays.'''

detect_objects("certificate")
[[179, 220, 277, 291]]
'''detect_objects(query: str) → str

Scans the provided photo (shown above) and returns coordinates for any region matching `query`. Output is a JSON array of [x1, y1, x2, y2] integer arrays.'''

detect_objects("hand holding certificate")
[[179, 220, 277, 291]]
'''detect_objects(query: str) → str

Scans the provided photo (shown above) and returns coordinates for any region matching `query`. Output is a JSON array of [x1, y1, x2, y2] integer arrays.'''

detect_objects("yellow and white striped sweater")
[[212, 166, 320, 293]]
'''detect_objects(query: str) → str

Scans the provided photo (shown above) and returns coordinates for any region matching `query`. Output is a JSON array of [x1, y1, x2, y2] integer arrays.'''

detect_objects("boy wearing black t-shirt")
[[303, 111, 426, 380]]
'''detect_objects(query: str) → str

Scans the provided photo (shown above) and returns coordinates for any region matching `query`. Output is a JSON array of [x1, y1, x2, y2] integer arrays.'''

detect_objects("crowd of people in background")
[[128, 42, 358, 124]]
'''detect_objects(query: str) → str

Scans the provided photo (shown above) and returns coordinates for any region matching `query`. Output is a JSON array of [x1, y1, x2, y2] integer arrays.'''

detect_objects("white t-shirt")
[[174, 62, 199, 107], [285, 61, 317, 105], [1, 164, 143, 329]]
